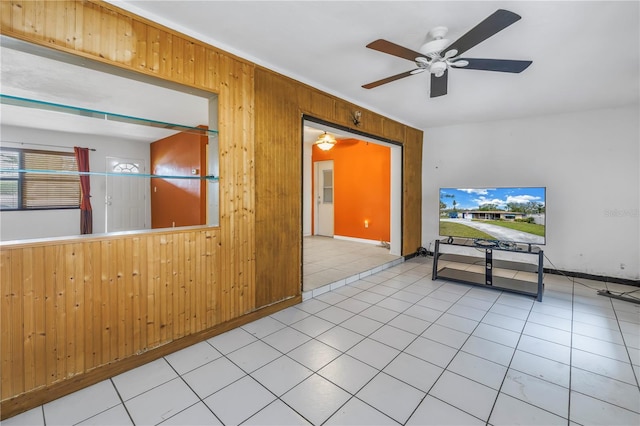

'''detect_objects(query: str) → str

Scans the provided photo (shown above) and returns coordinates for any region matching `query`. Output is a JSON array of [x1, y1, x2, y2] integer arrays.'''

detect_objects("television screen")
[[439, 187, 546, 245]]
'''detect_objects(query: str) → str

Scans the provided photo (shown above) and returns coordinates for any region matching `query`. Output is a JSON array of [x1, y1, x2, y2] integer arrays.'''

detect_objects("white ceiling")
[[107, 0, 640, 130]]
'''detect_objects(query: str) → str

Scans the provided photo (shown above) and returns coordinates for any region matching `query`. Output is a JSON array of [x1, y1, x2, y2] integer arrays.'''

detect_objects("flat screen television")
[[439, 187, 546, 245]]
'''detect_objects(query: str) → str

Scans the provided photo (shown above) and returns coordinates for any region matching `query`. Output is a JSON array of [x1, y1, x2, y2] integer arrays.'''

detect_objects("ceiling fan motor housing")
[[419, 26, 450, 55]]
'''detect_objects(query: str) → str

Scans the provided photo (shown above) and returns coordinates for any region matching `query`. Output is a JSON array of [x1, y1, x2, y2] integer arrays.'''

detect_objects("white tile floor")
[[303, 236, 401, 292], [4, 257, 640, 426]]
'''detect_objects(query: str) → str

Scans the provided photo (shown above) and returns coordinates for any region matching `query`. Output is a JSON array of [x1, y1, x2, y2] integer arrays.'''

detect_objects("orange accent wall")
[[312, 139, 390, 242], [150, 129, 207, 228]]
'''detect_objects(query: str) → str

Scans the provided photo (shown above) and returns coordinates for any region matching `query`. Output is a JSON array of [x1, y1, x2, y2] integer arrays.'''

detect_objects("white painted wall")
[[389, 143, 402, 256], [302, 141, 312, 236], [422, 105, 639, 281], [1, 125, 151, 241]]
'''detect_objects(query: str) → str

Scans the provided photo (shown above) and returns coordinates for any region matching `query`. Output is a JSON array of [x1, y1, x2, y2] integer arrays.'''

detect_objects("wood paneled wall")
[[403, 127, 424, 255], [1, 230, 220, 401], [254, 69, 301, 307], [0, 0, 423, 418]]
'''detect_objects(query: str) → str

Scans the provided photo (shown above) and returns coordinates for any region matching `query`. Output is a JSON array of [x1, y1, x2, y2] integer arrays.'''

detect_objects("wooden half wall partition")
[[0, 0, 423, 419]]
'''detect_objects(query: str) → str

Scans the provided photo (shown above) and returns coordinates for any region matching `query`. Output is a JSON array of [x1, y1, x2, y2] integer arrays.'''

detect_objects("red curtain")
[[74, 147, 93, 234]]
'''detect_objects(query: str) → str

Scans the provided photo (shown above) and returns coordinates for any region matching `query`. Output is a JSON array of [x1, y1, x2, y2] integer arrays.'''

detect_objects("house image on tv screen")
[[466, 210, 525, 221]]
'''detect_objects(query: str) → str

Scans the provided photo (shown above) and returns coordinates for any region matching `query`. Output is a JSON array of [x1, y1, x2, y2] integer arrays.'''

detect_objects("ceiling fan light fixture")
[[315, 132, 337, 151], [443, 49, 458, 59], [450, 59, 469, 68], [430, 61, 447, 77]]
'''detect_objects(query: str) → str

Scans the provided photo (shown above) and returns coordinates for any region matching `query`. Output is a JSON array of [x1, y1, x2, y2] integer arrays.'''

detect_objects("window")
[[112, 162, 140, 173], [322, 169, 333, 204], [0, 148, 80, 210]]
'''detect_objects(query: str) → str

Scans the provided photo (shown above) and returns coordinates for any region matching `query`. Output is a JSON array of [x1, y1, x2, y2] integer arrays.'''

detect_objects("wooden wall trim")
[[0, 226, 221, 250]]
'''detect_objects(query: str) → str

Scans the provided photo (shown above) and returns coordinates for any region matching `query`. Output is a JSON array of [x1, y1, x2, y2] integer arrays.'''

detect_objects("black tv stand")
[[432, 238, 544, 301]]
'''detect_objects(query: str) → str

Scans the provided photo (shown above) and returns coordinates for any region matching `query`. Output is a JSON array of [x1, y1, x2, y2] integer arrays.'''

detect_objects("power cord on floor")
[[544, 253, 640, 302], [417, 239, 440, 258]]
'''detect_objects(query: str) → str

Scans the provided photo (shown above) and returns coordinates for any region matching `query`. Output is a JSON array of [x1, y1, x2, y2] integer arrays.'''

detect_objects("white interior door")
[[105, 156, 147, 232], [315, 160, 334, 236]]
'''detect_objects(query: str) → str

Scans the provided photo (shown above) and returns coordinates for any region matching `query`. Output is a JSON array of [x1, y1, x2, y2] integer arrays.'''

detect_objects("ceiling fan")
[[362, 9, 532, 98]]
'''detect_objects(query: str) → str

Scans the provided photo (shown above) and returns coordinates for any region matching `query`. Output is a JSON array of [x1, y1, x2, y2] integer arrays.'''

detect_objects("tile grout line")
[[158, 327, 309, 425], [569, 278, 640, 418], [319, 264, 446, 425], [484, 289, 552, 424], [312, 268, 436, 425], [292, 261, 443, 424], [205, 335, 315, 425], [570, 282, 640, 416], [605, 282, 640, 389], [421, 285, 563, 422], [402, 283, 488, 425], [268, 305, 404, 426], [399, 279, 534, 425], [161, 353, 225, 426], [446, 289, 533, 422], [567, 276, 576, 425], [108, 377, 136, 426], [228, 303, 405, 426]]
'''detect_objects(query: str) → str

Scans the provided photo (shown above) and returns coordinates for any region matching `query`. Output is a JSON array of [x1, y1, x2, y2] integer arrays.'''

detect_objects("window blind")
[[0, 148, 80, 210]]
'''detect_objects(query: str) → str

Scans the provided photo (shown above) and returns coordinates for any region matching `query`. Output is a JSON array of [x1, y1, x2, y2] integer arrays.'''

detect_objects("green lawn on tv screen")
[[439, 222, 495, 239]]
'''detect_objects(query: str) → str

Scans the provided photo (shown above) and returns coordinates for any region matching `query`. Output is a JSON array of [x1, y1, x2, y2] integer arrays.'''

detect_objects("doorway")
[[302, 118, 403, 292], [105, 156, 148, 233]]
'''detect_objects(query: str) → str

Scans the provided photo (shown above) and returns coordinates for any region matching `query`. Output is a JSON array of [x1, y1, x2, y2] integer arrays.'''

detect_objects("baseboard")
[[404, 252, 419, 260], [544, 268, 640, 287], [333, 235, 385, 246], [0, 295, 302, 421]]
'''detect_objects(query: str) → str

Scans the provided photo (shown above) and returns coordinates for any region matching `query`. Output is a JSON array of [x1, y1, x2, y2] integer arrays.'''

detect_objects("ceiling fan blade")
[[443, 9, 522, 56], [456, 58, 532, 73], [362, 70, 419, 89], [366, 39, 424, 62], [430, 70, 448, 98]]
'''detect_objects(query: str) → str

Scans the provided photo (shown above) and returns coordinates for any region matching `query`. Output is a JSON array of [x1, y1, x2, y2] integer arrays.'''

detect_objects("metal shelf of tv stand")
[[432, 238, 544, 302]]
